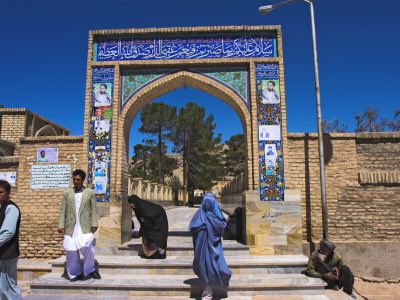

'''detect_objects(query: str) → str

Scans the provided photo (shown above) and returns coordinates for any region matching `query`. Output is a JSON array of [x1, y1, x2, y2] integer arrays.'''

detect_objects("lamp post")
[[259, 0, 329, 240]]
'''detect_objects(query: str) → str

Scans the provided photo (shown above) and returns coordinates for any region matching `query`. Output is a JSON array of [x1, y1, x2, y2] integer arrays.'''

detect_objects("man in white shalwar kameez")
[[58, 169, 100, 281]]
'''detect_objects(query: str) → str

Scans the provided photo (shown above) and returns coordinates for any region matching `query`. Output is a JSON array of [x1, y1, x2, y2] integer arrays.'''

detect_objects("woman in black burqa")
[[128, 195, 168, 259]]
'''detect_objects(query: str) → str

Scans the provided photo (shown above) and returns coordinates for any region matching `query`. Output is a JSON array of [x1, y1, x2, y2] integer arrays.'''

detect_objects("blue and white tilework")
[[256, 63, 285, 201], [88, 67, 114, 202]]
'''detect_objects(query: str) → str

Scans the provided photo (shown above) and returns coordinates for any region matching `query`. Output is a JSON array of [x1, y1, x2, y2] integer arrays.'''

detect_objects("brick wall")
[[0, 108, 69, 142], [0, 139, 16, 156], [356, 132, 400, 172], [0, 110, 27, 145], [14, 136, 84, 258], [286, 132, 400, 242], [8, 132, 400, 258]]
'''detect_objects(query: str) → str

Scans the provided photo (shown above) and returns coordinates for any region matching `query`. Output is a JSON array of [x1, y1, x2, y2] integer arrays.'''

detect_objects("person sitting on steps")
[[307, 240, 356, 298]]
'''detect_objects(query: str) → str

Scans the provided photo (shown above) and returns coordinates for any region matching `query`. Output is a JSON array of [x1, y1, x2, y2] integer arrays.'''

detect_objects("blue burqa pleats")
[[189, 194, 232, 287]]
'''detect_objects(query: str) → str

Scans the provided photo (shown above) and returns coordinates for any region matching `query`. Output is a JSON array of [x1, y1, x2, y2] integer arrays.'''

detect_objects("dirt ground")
[[353, 277, 400, 300]]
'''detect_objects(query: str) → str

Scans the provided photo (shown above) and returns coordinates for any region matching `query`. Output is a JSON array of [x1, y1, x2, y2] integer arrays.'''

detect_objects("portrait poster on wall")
[[260, 79, 280, 104], [37, 148, 58, 163], [256, 63, 285, 201]]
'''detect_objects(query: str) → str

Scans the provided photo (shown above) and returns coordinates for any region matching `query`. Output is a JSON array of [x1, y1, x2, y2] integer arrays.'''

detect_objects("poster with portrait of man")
[[265, 158, 277, 176], [92, 106, 112, 121], [259, 125, 281, 141], [265, 144, 277, 159], [94, 176, 107, 194], [37, 148, 58, 163], [260, 79, 280, 104], [94, 120, 110, 134], [93, 146, 108, 177], [93, 83, 112, 107]]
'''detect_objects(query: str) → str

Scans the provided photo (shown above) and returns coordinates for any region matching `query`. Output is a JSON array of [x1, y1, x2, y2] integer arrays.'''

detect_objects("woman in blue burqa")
[[189, 193, 231, 300]]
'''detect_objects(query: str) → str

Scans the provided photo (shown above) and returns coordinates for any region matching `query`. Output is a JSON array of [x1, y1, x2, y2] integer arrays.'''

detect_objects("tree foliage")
[[130, 141, 153, 179], [322, 118, 347, 133], [223, 134, 245, 177], [139, 102, 177, 183], [355, 106, 388, 132], [171, 102, 223, 194], [130, 139, 178, 183], [388, 109, 400, 131]]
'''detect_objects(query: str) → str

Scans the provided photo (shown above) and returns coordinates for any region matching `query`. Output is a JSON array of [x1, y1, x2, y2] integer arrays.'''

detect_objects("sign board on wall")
[[0, 172, 17, 187], [31, 164, 70, 189]]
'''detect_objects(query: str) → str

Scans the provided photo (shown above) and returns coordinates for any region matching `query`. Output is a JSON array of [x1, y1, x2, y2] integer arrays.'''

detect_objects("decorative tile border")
[[192, 67, 249, 106], [256, 63, 285, 201], [121, 67, 249, 109], [94, 34, 276, 62], [87, 67, 114, 202]]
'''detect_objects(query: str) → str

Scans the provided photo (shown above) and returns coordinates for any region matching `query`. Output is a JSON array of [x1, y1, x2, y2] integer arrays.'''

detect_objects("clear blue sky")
[[1, 0, 399, 147]]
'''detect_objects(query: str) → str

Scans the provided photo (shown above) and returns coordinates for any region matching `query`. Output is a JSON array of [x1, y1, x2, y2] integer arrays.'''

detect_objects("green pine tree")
[[139, 102, 177, 183]]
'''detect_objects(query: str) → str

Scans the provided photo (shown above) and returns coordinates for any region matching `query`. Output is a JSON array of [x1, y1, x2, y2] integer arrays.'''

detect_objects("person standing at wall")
[[0, 180, 22, 300], [58, 169, 101, 281]]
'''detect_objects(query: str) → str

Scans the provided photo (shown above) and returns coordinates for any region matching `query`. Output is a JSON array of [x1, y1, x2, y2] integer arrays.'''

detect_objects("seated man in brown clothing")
[[307, 240, 355, 298]]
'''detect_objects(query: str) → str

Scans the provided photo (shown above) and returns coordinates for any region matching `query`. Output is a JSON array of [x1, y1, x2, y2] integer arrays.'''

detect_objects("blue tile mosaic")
[[87, 67, 114, 202], [94, 34, 276, 61], [256, 63, 285, 201]]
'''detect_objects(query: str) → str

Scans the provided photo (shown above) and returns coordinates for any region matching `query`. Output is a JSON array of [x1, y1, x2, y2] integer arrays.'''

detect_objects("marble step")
[[50, 255, 308, 275], [25, 295, 332, 300], [17, 259, 51, 282], [30, 273, 326, 297], [112, 235, 250, 256]]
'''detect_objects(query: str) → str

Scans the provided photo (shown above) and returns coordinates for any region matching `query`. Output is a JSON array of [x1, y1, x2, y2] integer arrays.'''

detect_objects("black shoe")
[[69, 274, 83, 282], [153, 251, 167, 259], [83, 271, 101, 280]]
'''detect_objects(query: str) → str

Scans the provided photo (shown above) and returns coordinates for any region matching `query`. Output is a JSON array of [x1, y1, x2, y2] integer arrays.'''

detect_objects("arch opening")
[[116, 71, 254, 199]]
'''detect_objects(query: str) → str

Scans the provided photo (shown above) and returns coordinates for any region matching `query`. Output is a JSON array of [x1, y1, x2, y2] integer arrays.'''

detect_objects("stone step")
[[25, 294, 332, 300], [17, 259, 51, 282], [111, 235, 250, 256], [50, 255, 308, 275], [30, 273, 326, 297]]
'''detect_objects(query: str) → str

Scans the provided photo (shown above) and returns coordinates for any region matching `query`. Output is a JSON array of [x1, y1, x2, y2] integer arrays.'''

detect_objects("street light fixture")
[[259, 0, 329, 240]]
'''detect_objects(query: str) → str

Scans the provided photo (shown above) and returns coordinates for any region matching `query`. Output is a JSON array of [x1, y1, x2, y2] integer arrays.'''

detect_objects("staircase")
[[26, 207, 335, 299]]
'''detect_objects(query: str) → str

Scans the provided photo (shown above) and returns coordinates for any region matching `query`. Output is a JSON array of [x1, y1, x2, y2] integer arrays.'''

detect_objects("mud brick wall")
[[0, 139, 16, 156], [286, 132, 400, 242], [14, 136, 84, 258], [356, 132, 400, 171], [0, 109, 27, 146]]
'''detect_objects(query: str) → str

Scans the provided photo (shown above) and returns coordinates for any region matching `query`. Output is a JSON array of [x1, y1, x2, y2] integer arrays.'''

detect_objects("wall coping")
[[0, 156, 19, 164], [0, 108, 70, 134], [355, 132, 400, 139], [288, 132, 400, 140], [90, 25, 281, 37], [20, 135, 83, 143], [287, 132, 356, 139], [0, 139, 16, 147]]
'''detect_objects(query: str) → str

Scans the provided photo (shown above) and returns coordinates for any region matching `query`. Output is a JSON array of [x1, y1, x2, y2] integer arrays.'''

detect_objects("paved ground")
[[132, 205, 225, 233]]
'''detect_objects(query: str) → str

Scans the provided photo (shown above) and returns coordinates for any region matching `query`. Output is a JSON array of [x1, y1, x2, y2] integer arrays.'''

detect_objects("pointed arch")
[[35, 124, 58, 137], [114, 71, 254, 196]]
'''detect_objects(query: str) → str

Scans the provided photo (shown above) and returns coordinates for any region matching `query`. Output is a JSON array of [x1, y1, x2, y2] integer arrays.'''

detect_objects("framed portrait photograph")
[[37, 147, 58, 163]]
